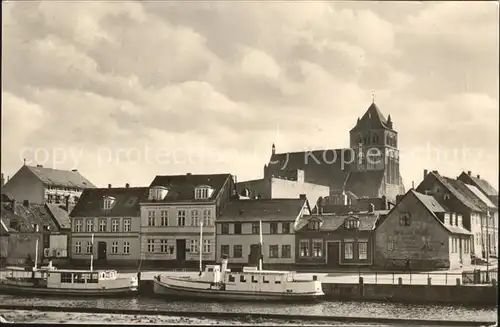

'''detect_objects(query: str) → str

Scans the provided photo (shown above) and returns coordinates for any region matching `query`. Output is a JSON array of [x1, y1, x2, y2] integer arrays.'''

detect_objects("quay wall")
[[138, 280, 498, 306]]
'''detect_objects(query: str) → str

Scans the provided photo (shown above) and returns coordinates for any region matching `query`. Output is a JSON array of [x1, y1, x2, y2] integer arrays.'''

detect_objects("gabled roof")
[[469, 176, 497, 196], [350, 103, 393, 132], [70, 187, 149, 217], [218, 198, 308, 222], [1, 201, 59, 232], [45, 204, 71, 229], [296, 212, 380, 232], [463, 184, 497, 209], [25, 166, 95, 189], [418, 172, 483, 212], [146, 174, 232, 202]]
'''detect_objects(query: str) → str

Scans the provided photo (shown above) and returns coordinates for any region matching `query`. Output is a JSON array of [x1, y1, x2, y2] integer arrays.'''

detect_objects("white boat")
[[153, 220, 325, 302], [0, 232, 138, 297]]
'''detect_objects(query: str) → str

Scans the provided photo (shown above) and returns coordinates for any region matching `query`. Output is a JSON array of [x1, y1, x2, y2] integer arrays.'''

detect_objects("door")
[[176, 239, 186, 262], [326, 242, 340, 268], [248, 244, 261, 266], [97, 242, 107, 260]]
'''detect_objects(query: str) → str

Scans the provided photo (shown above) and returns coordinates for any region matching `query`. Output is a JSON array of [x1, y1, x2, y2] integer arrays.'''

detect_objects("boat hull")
[[153, 277, 324, 302], [0, 282, 138, 297]]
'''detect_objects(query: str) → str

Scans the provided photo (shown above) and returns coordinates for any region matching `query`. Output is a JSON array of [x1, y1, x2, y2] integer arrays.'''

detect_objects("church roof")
[[350, 103, 393, 132]]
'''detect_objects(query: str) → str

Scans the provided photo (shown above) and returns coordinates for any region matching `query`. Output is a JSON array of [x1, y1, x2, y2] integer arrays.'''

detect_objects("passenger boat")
[[0, 233, 138, 297], [153, 221, 325, 302]]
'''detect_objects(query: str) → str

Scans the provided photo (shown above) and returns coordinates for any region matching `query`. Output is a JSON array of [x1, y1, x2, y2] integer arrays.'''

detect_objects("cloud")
[[1, 1, 498, 190]]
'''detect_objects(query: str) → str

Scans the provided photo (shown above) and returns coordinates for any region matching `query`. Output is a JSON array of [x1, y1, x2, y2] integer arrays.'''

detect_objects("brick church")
[[264, 102, 405, 203]]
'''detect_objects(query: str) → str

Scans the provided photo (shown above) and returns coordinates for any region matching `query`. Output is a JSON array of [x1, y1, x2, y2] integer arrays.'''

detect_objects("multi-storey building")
[[416, 170, 485, 259], [69, 184, 148, 267], [140, 173, 235, 268], [2, 164, 95, 207], [374, 189, 472, 270], [216, 196, 311, 270]]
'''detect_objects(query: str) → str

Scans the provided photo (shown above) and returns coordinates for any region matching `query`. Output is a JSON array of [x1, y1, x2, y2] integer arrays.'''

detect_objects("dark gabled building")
[[458, 171, 498, 205]]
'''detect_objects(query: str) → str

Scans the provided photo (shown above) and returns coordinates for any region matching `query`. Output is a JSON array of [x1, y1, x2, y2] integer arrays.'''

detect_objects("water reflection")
[[0, 295, 496, 322]]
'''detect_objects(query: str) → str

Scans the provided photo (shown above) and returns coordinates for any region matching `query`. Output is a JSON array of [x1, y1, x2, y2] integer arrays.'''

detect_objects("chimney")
[[299, 194, 306, 200], [423, 169, 428, 179], [23, 200, 29, 207], [468, 171, 471, 176], [368, 203, 375, 213], [72, 169, 78, 172], [65, 196, 70, 212], [108, 184, 112, 188], [477, 175, 480, 179], [432, 170, 438, 174], [125, 183, 130, 188], [37, 164, 43, 168], [381, 195, 388, 210], [411, 181, 415, 189], [186, 173, 192, 176]]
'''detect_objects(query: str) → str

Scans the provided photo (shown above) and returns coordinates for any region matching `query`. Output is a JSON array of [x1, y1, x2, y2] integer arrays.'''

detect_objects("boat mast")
[[90, 233, 94, 272], [259, 220, 263, 271], [199, 220, 203, 274]]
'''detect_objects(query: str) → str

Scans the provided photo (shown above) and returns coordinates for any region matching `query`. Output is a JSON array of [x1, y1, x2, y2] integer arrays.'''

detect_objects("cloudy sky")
[[2, 1, 498, 190]]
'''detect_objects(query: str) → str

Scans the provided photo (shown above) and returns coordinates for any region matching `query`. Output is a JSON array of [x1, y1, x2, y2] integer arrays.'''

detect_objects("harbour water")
[[0, 295, 496, 323]]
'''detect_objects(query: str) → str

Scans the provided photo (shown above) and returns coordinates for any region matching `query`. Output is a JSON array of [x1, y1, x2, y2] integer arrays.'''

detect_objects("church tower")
[[349, 102, 400, 186]]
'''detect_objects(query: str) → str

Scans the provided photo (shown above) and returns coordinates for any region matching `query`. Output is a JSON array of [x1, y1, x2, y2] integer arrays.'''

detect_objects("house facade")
[[236, 169, 329, 206], [416, 170, 485, 259], [69, 185, 148, 267], [294, 208, 381, 268], [139, 174, 235, 268], [374, 189, 472, 270], [215, 196, 311, 270], [2, 164, 95, 207]]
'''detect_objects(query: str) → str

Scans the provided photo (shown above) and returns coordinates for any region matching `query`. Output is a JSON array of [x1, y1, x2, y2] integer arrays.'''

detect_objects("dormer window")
[[149, 186, 169, 201], [307, 221, 321, 230], [103, 196, 115, 210], [345, 218, 360, 230], [195, 186, 214, 200], [444, 193, 450, 200]]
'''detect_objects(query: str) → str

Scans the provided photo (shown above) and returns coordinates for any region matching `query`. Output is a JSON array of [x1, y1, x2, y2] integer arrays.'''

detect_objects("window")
[[270, 223, 278, 234], [123, 242, 130, 254], [160, 240, 168, 253], [307, 221, 320, 230], [263, 275, 270, 283], [190, 210, 199, 226], [345, 219, 359, 230], [444, 214, 450, 225], [75, 219, 82, 232], [252, 222, 260, 234], [103, 197, 114, 210], [161, 211, 169, 226], [233, 245, 242, 258], [399, 213, 411, 226], [203, 209, 212, 226], [61, 273, 72, 283], [111, 219, 119, 232], [147, 239, 155, 253], [344, 242, 353, 259], [86, 219, 94, 232], [86, 241, 93, 254], [312, 240, 323, 258], [98, 219, 106, 232], [458, 215, 463, 228], [464, 237, 469, 253], [358, 242, 368, 260], [228, 275, 235, 282], [281, 245, 291, 258], [299, 240, 310, 257], [75, 241, 82, 254], [195, 187, 211, 200], [148, 211, 156, 226], [252, 275, 258, 283], [190, 240, 199, 253], [387, 235, 396, 251], [111, 241, 118, 254], [221, 245, 229, 257], [282, 222, 290, 234], [240, 275, 246, 282], [123, 219, 131, 232], [177, 210, 186, 226], [269, 245, 279, 258], [221, 223, 230, 234], [203, 239, 212, 253], [234, 223, 242, 234]]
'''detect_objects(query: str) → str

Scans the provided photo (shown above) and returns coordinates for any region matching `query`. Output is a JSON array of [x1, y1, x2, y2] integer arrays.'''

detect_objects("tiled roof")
[[297, 212, 379, 232], [464, 184, 497, 209], [70, 187, 149, 217], [218, 199, 307, 222], [345, 171, 385, 198], [470, 176, 498, 197], [45, 204, 71, 229], [350, 103, 392, 132], [26, 166, 95, 189], [1, 201, 59, 232], [409, 190, 471, 236], [147, 174, 232, 202]]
